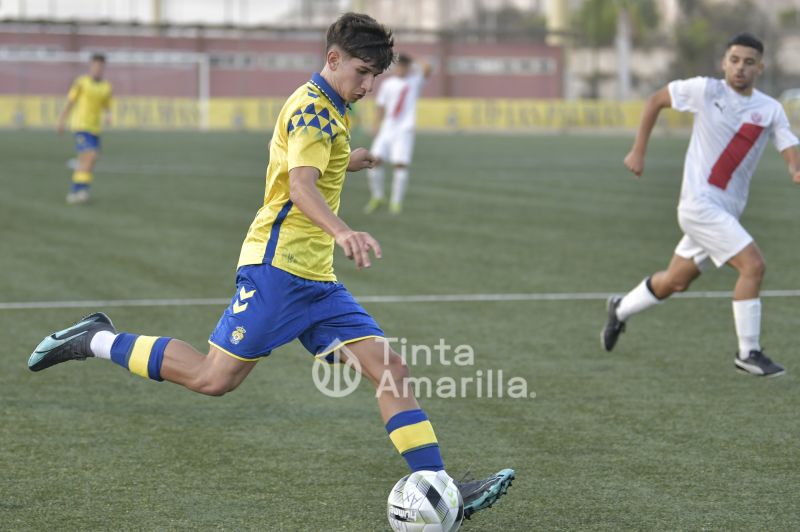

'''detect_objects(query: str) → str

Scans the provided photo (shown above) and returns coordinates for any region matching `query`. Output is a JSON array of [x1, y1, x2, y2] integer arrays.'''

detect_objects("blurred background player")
[[29, 12, 513, 520], [602, 33, 800, 377], [56, 53, 112, 204], [364, 53, 432, 214]]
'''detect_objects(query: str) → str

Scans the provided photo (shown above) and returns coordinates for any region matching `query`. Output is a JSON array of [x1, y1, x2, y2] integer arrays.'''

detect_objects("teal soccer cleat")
[[28, 312, 115, 372], [457, 468, 515, 519]]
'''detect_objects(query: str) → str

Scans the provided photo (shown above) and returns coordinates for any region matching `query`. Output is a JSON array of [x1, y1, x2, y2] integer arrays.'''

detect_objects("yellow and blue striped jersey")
[[237, 73, 352, 281], [67, 75, 112, 134]]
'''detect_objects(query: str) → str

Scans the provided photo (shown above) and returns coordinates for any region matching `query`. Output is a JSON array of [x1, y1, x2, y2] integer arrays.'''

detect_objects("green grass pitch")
[[1, 129, 799, 530]]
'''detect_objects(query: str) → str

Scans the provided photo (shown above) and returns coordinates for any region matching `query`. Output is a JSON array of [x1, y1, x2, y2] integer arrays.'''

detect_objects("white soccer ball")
[[387, 470, 464, 532]]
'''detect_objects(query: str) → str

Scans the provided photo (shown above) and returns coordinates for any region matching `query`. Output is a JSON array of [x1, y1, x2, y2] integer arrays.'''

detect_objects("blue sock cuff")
[[404, 445, 445, 472], [110, 333, 137, 368], [148, 337, 171, 381], [386, 409, 427, 434]]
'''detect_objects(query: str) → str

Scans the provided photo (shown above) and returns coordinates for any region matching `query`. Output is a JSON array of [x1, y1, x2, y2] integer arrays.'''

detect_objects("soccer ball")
[[387, 470, 464, 532]]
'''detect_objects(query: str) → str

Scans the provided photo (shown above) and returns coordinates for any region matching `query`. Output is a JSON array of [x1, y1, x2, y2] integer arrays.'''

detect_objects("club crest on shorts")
[[230, 326, 246, 345]]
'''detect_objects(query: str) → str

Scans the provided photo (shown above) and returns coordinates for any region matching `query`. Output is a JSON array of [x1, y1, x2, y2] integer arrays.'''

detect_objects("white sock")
[[368, 167, 385, 200], [390, 167, 409, 206], [733, 298, 761, 359], [616, 277, 661, 322], [89, 330, 116, 359]]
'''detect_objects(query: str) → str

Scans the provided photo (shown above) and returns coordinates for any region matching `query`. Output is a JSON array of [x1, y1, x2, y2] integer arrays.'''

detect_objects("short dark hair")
[[326, 12, 394, 73], [726, 33, 763, 55], [396, 53, 412, 66], [90, 53, 106, 63]]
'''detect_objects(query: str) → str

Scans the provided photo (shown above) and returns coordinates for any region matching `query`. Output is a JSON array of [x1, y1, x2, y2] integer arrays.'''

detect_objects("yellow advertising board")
[[0, 95, 706, 132]]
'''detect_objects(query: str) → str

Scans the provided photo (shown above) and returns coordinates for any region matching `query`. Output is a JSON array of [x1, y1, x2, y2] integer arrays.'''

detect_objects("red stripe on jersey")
[[708, 123, 765, 190], [392, 85, 410, 118]]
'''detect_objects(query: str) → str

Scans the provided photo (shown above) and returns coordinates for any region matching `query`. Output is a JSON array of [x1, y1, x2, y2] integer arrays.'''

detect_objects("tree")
[[460, 5, 548, 42], [571, 0, 660, 48], [669, 0, 777, 92], [572, 0, 660, 99]]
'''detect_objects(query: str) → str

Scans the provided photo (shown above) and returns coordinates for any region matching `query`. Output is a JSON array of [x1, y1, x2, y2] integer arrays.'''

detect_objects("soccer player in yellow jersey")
[[57, 53, 112, 204], [28, 13, 514, 520]]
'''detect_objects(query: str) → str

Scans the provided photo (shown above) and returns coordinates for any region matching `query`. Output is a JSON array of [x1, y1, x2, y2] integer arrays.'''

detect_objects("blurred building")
[[0, 25, 562, 100], [0, 1, 568, 100], [1, 0, 798, 104], [0, 1, 552, 28]]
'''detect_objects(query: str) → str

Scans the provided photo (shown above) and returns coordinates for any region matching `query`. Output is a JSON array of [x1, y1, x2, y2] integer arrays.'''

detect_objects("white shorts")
[[370, 127, 415, 165], [675, 205, 753, 268]]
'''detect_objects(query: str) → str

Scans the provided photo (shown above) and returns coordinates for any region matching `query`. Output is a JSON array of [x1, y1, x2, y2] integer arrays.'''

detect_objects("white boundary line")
[[2, 290, 800, 310]]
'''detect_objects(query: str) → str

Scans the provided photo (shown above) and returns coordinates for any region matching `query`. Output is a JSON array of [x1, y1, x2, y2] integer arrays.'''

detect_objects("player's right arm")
[[56, 101, 75, 135], [373, 105, 385, 136], [624, 86, 672, 177], [420, 61, 433, 79], [289, 167, 382, 269], [373, 81, 388, 136], [57, 78, 81, 134]]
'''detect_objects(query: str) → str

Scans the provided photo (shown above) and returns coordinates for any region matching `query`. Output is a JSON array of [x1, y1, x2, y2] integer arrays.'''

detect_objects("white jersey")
[[669, 77, 798, 218], [375, 70, 426, 132]]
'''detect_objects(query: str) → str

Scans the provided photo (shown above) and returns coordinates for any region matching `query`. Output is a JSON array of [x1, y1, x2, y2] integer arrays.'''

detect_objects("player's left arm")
[[348, 147, 377, 172], [289, 167, 381, 269], [103, 88, 113, 127], [781, 146, 800, 183], [773, 106, 800, 183]]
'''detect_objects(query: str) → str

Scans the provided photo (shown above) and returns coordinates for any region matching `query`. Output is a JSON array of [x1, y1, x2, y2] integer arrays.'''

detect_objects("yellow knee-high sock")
[[72, 170, 93, 184], [386, 409, 445, 472]]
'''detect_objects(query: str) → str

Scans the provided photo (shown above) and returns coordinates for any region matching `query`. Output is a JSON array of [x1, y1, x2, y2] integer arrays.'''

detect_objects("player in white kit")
[[364, 53, 432, 214], [602, 33, 800, 376]]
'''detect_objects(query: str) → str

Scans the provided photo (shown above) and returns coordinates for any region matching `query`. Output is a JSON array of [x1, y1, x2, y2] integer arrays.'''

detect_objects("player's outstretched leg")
[[28, 312, 115, 371], [29, 313, 255, 393], [343, 338, 515, 518], [28, 312, 171, 383], [604, 255, 701, 351]]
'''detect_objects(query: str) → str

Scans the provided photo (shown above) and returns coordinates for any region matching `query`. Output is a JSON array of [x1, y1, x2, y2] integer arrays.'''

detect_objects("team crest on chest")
[[750, 111, 763, 124]]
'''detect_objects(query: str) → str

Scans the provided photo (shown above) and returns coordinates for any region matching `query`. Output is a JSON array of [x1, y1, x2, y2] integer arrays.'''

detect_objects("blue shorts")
[[74, 132, 100, 152], [209, 264, 384, 362]]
